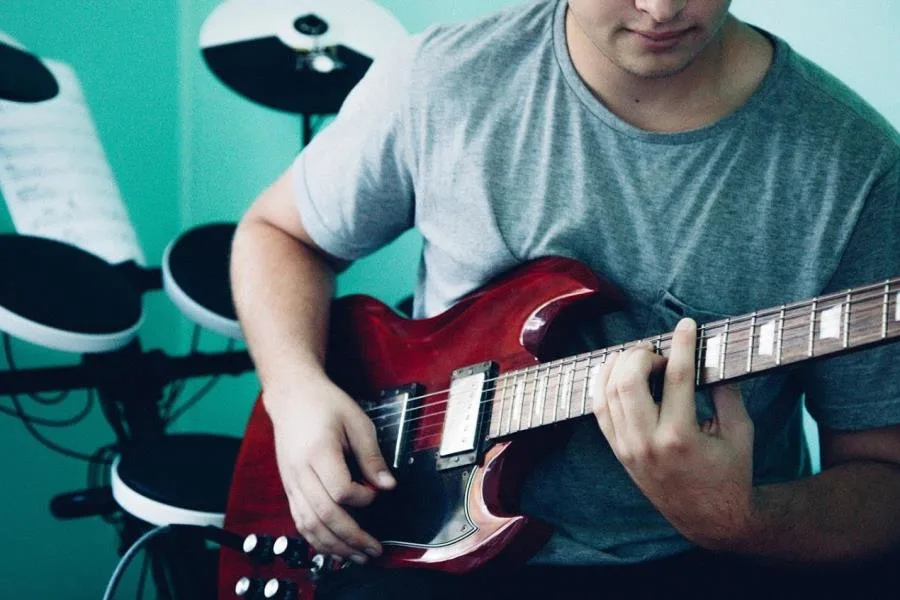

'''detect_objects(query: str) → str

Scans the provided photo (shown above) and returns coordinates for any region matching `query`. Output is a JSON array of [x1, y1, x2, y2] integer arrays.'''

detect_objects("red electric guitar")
[[218, 257, 900, 599]]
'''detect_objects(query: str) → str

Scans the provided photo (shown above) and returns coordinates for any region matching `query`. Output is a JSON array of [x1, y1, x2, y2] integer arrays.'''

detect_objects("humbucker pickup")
[[436, 361, 496, 471]]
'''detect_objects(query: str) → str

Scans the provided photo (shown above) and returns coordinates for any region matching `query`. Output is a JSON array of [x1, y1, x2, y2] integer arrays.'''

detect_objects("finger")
[[611, 344, 667, 437], [301, 465, 383, 557], [310, 440, 377, 508], [605, 352, 629, 431], [710, 383, 752, 440], [289, 484, 358, 559], [659, 318, 699, 429], [592, 352, 618, 445], [344, 416, 396, 490]]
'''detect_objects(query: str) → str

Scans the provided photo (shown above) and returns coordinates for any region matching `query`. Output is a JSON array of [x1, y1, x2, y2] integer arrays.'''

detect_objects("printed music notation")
[[0, 60, 145, 265]]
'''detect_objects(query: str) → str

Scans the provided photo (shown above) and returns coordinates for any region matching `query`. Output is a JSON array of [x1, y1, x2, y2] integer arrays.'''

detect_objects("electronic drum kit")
[[1, 2, 407, 598]]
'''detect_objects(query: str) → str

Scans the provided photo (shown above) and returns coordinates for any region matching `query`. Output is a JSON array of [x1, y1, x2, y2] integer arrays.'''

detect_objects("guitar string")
[[364, 297, 896, 440], [364, 295, 896, 436], [363, 280, 897, 423], [395, 300, 896, 444], [362, 289, 895, 429]]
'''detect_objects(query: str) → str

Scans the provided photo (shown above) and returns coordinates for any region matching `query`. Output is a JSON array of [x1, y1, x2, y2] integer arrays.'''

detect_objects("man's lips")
[[628, 27, 693, 50], [632, 29, 691, 41]]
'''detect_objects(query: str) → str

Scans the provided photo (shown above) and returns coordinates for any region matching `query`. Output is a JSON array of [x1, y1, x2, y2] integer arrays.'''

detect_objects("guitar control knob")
[[243, 533, 275, 564], [273, 535, 311, 569], [234, 576, 264, 598], [263, 578, 299, 600]]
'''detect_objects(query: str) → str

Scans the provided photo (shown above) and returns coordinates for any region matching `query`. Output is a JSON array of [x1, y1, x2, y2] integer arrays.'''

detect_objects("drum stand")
[[0, 227, 253, 599]]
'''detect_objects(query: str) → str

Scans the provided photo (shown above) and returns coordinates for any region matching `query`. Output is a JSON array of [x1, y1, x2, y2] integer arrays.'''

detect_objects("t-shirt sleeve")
[[803, 156, 900, 431], [291, 36, 419, 261]]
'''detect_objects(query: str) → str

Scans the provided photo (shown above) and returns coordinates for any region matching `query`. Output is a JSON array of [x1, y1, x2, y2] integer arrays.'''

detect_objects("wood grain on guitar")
[[217, 257, 900, 599]]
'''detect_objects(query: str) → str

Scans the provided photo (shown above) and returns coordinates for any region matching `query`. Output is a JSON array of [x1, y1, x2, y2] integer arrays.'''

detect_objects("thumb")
[[710, 383, 752, 439], [345, 417, 396, 490]]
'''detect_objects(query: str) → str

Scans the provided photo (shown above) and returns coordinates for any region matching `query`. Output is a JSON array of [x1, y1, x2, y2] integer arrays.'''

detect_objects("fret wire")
[[696, 323, 706, 386], [557, 361, 566, 421], [719, 318, 730, 380], [503, 371, 522, 431], [520, 368, 538, 431], [510, 373, 520, 435], [497, 373, 508, 436], [775, 306, 785, 367], [843, 292, 851, 349], [808, 299, 817, 357], [507, 371, 526, 432], [550, 362, 560, 424], [746, 312, 756, 373], [580, 355, 591, 416], [535, 366, 547, 427], [512, 372, 523, 434], [510, 375, 519, 434], [563, 362, 574, 419], [884, 281, 891, 339]]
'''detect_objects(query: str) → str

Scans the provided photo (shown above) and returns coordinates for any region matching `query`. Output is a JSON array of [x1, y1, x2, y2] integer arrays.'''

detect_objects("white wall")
[[732, 0, 900, 129]]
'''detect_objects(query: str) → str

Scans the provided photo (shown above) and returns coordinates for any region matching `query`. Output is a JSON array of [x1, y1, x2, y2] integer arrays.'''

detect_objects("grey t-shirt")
[[292, 0, 900, 565]]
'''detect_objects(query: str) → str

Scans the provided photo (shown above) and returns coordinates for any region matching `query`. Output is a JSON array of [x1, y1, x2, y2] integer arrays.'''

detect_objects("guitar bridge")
[[436, 361, 496, 471]]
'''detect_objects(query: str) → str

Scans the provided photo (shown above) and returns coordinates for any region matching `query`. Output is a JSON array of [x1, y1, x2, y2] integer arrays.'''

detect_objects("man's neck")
[[566, 13, 773, 133]]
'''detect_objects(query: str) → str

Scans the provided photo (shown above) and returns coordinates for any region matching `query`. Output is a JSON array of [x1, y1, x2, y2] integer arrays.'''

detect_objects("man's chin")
[[623, 56, 693, 79]]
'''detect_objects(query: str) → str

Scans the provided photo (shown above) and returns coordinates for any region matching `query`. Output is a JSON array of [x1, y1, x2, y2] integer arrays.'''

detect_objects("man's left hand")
[[591, 317, 757, 548]]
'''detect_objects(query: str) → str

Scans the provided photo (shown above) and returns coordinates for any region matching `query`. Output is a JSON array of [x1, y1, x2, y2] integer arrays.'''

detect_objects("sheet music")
[[0, 60, 145, 264]]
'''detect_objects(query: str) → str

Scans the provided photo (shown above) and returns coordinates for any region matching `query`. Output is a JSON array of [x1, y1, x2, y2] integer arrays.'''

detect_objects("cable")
[[1, 332, 71, 405], [102, 524, 245, 600], [0, 388, 94, 426], [87, 444, 118, 489], [1, 337, 112, 463], [23, 388, 70, 406], [135, 552, 150, 600], [5, 388, 111, 463], [165, 338, 236, 426], [162, 325, 203, 416], [101, 525, 171, 600], [165, 373, 224, 425]]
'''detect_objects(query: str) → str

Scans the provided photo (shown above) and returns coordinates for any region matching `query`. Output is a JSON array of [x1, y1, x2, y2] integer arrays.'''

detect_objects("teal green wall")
[[1, 2, 182, 598], [0, 1, 898, 597]]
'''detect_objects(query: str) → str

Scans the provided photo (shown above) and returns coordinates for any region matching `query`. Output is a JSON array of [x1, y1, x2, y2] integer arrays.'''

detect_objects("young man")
[[230, 0, 900, 597]]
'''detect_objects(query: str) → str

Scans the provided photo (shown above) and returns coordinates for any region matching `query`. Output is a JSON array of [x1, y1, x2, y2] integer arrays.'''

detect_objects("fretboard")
[[487, 278, 900, 440]]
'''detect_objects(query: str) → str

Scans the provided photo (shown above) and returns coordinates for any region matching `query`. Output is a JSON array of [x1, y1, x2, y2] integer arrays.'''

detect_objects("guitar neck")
[[487, 278, 900, 440]]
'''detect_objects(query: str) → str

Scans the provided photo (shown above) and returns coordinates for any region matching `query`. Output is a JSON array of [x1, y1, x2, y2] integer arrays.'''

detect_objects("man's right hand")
[[266, 377, 396, 564]]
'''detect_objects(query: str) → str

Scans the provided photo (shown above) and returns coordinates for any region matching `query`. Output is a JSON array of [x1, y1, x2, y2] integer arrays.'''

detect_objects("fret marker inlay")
[[759, 321, 775, 356], [704, 334, 722, 369], [821, 305, 842, 340], [588, 363, 601, 396]]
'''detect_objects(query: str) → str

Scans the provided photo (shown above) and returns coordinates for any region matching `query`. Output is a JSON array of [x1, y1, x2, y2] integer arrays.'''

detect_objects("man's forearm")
[[714, 462, 900, 564], [230, 217, 336, 410]]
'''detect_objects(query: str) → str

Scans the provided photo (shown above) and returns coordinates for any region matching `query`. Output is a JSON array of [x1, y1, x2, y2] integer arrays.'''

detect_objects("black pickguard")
[[352, 449, 477, 548]]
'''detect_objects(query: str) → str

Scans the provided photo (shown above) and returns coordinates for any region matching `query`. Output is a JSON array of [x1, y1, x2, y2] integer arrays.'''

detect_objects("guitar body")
[[218, 257, 625, 597]]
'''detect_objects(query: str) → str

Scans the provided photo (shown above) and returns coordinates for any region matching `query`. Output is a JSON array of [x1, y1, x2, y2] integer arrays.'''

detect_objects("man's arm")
[[592, 318, 900, 564], [230, 168, 395, 563], [231, 169, 336, 400], [733, 424, 900, 563]]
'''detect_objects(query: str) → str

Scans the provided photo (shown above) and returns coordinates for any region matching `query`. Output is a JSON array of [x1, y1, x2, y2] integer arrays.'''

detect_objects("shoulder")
[[406, 0, 557, 102], [768, 34, 900, 159]]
